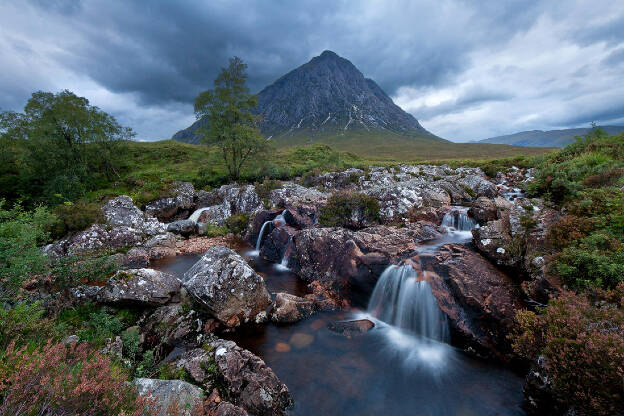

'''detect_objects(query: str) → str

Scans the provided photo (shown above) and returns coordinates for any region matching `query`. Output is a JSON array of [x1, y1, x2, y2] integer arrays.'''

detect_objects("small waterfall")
[[188, 206, 211, 223], [255, 221, 272, 251], [276, 237, 292, 271], [441, 207, 476, 232], [368, 265, 449, 343], [255, 210, 289, 252]]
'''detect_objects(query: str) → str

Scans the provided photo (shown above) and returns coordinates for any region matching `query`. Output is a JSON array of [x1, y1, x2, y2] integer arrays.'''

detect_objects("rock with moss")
[[182, 246, 271, 327], [97, 268, 181, 306]]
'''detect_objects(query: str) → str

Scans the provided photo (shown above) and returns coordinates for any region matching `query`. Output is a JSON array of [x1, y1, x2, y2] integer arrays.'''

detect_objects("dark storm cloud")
[[1, 0, 623, 140]]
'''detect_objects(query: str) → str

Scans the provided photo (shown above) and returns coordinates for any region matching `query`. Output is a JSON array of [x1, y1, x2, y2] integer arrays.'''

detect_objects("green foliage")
[[553, 232, 624, 289], [203, 224, 229, 238], [319, 192, 380, 229], [511, 288, 624, 415], [48, 252, 119, 291], [56, 303, 140, 348], [225, 213, 249, 235], [0, 90, 134, 206], [0, 302, 55, 351], [195, 57, 269, 179], [50, 200, 102, 238], [255, 178, 282, 201], [158, 362, 194, 383], [0, 201, 55, 301]]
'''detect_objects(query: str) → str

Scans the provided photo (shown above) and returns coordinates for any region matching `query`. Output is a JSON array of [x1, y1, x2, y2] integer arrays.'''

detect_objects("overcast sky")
[[1, 0, 623, 142]]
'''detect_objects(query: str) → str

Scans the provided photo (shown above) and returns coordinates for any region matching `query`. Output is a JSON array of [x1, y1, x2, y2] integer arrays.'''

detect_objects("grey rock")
[[269, 182, 328, 208], [182, 246, 271, 327], [97, 268, 180, 306], [167, 219, 197, 236], [134, 378, 204, 416]]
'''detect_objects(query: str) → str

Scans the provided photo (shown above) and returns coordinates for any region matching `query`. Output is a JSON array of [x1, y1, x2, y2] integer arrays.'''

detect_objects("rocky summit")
[[172, 50, 439, 144]]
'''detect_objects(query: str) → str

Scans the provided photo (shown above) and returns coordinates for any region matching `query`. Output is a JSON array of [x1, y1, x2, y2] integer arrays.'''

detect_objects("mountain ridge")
[[172, 50, 441, 144], [477, 126, 624, 147]]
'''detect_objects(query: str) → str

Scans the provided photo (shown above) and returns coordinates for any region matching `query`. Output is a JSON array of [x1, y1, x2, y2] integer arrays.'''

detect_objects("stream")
[[153, 207, 525, 416]]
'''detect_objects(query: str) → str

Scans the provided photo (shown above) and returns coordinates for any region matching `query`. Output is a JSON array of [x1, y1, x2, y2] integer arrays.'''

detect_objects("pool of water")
[[152, 246, 525, 416]]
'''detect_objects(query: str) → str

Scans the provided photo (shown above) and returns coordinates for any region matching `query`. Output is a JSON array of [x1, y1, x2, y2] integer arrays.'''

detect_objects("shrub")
[[511, 288, 624, 415], [48, 252, 119, 291], [203, 224, 229, 238], [225, 213, 249, 235], [319, 192, 380, 229], [0, 302, 55, 351], [51, 200, 102, 239], [0, 201, 55, 301], [0, 341, 147, 416], [547, 215, 595, 250], [255, 178, 282, 200]]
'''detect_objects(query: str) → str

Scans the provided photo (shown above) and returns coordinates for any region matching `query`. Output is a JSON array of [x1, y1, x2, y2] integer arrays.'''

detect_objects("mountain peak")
[[173, 52, 438, 143]]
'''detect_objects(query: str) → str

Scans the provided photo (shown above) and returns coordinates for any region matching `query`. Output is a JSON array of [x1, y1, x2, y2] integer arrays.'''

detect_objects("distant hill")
[[478, 126, 624, 147], [172, 50, 442, 145]]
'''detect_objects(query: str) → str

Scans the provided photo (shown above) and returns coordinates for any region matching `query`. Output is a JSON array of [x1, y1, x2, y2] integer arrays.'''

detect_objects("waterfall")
[[255, 221, 272, 251], [441, 207, 477, 232], [276, 237, 292, 271], [188, 206, 211, 223], [255, 210, 289, 252], [368, 265, 449, 343]]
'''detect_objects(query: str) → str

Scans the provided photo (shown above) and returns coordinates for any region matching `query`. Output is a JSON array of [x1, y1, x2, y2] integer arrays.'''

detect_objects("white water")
[[368, 265, 450, 343], [188, 206, 211, 223], [441, 207, 477, 232], [255, 210, 289, 254], [275, 237, 292, 271]]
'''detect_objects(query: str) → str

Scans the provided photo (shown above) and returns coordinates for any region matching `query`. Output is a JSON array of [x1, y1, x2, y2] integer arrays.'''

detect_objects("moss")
[[225, 213, 249, 235], [319, 192, 380, 229]]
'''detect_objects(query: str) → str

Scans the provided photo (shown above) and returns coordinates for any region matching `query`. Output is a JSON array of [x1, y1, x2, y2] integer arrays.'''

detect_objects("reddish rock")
[[327, 319, 374, 337], [418, 244, 524, 358], [260, 225, 297, 263], [270, 292, 315, 323], [468, 197, 497, 224]]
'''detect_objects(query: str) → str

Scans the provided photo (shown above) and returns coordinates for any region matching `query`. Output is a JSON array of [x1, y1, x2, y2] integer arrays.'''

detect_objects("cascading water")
[[255, 210, 288, 253], [368, 265, 450, 343], [441, 207, 477, 231], [188, 206, 211, 223], [276, 237, 292, 271]]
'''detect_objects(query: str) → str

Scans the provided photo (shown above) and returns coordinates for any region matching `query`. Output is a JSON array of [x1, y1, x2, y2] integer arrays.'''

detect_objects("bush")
[[511, 288, 624, 415], [0, 201, 55, 301], [319, 192, 380, 229], [51, 200, 102, 239], [0, 302, 55, 351], [552, 232, 624, 289], [48, 253, 119, 291], [0, 341, 147, 416], [225, 213, 249, 235], [547, 215, 595, 250]]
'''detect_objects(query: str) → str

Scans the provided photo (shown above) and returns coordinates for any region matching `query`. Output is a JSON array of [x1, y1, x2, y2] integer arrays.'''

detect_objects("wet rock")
[[291, 223, 440, 294], [468, 197, 497, 224], [283, 205, 318, 229], [134, 378, 204, 416], [206, 337, 293, 415], [288, 332, 314, 349], [182, 246, 271, 327], [419, 244, 523, 357], [167, 219, 197, 237], [144, 181, 196, 222], [472, 218, 516, 267], [327, 319, 374, 337], [97, 268, 181, 306], [270, 293, 314, 323], [260, 225, 297, 263]]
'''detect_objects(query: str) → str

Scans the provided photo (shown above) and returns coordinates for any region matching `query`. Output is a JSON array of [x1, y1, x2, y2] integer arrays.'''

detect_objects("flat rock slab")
[[327, 319, 375, 337], [97, 268, 180, 306]]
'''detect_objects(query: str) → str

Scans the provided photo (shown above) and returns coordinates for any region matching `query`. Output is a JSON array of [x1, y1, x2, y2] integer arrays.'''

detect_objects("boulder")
[[144, 181, 196, 221], [472, 218, 516, 267], [167, 219, 197, 237], [283, 205, 318, 229], [269, 182, 328, 208], [97, 269, 180, 306], [139, 304, 202, 357], [291, 223, 440, 296], [327, 319, 374, 337], [456, 174, 498, 198], [270, 293, 315, 323], [182, 246, 271, 327], [260, 226, 297, 263], [97, 268, 180, 306], [133, 378, 204, 416], [207, 337, 293, 415], [468, 197, 498, 224], [102, 196, 165, 235], [197, 203, 231, 226], [419, 244, 524, 357]]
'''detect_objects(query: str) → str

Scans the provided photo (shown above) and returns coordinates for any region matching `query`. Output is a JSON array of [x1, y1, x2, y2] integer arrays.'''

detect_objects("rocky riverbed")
[[41, 163, 563, 415]]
